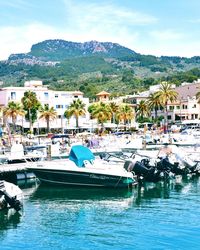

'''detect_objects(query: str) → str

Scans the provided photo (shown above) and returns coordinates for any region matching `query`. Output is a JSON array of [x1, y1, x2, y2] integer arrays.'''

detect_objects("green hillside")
[[1, 39, 200, 99]]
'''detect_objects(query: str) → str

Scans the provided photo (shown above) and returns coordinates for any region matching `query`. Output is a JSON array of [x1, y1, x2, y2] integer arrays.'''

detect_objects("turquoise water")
[[1, 176, 200, 250]]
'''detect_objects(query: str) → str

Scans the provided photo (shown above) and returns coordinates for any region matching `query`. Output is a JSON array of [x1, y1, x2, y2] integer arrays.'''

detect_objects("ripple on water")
[[1, 178, 200, 250]]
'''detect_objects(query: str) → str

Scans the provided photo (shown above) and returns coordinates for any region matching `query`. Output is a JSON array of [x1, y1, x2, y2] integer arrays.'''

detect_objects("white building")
[[124, 81, 200, 123], [0, 80, 90, 131]]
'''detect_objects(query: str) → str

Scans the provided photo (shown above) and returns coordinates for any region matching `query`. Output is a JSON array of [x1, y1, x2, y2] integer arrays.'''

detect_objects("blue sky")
[[0, 0, 200, 60]]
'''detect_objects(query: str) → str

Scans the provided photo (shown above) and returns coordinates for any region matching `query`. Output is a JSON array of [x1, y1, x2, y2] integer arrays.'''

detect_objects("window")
[[11, 92, 16, 100], [176, 106, 180, 110], [167, 115, 171, 120], [182, 104, 188, 109], [169, 106, 174, 110], [55, 105, 64, 109], [44, 92, 49, 99], [55, 94, 58, 98]]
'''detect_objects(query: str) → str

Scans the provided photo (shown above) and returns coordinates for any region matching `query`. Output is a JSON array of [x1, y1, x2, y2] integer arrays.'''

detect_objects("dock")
[[0, 163, 36, 182]]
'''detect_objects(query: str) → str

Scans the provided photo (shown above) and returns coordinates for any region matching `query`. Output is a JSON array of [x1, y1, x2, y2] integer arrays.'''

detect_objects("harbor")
[[0, 127, 200, 250], [1, 0, 200, 249], [1, 175, 200, 250]]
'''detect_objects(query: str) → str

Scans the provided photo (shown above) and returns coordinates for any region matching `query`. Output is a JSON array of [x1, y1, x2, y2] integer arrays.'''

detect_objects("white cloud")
[[188, 18, 200, 23], [0, 0, 34, 10], [138, 41, 200, 57], [149, 30, 183, 41], [62, 0, 158, 28], [0, 23, 65, 60]]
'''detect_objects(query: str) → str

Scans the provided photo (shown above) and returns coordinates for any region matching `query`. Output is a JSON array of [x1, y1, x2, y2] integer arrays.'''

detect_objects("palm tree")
[[3, 101, 25, 133], [109, 102, 119, 124], [88, 102, 112, 128], [136, 100, 150, 120], [116, 104, 134, 129], [147, 92, 162, 119], [21, 91, 41, 133], [196, 91, 200, 103], [156, 82, 178, 130], [39, 104, 57, 133], [64, 99, 86, 128]]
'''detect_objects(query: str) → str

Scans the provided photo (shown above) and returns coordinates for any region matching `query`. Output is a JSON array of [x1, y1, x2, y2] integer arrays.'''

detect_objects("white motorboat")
[[27, 145, 136, 188]]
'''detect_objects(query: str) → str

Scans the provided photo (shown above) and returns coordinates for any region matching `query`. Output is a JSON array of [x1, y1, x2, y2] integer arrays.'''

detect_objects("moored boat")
[[0, 180, 23, 211], [27, 145, 136, 188]]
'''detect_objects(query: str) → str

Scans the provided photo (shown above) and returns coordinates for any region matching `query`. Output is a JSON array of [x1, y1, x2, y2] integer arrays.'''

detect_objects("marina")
[[0, 128, 200, 249], [0, 176, 200, 249], [1, 1, 200, 249]]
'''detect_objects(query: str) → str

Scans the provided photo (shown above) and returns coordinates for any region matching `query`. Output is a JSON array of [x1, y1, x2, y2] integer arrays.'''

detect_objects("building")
[[0, 80, 90, 131], [172, 81, 200, 121], [96, 91, 110, 102], [125, 81, 200, 123], [94, 90, 136, 128]]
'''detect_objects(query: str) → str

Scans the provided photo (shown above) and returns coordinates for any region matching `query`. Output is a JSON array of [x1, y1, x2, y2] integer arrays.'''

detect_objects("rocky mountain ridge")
[[7, 39, 136, 64]]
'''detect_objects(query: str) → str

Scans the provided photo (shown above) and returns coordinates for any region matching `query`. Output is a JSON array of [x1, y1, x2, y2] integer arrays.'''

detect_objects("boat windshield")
[[69, 145, 95, 167]]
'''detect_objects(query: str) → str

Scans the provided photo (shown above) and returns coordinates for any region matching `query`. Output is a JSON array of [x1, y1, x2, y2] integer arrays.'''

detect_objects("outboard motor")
[[0, 181, 23, 212], [124, 159, 170, 183], [124, 160, 150, 175], [157, 157, 188, 175]]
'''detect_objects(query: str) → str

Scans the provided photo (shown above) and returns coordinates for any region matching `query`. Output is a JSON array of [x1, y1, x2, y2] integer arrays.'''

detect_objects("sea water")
[[0, 176, 200, 250]]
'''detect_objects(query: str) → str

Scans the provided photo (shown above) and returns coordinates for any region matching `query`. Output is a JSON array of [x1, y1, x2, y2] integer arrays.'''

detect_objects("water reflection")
[[28, 184, 136, 211], [0, 209, 21, 231], [135, 175, 200, 205], [30, 184, 133, 200], [24, 175, 200, 208]]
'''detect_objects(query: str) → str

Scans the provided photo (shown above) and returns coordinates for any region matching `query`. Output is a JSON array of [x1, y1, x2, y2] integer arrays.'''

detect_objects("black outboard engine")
[[0, 181, 23, 212], [124, 157, 170, 182], [124, 160, 165, 183], [124, 160, 150, 175], [4, 195, 22, 212], [157, 157, 188, 175]]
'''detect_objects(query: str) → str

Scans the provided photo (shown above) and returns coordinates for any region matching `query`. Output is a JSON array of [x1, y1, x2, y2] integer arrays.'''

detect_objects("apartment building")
[[124, 80, 200, 123], [0, 80, 90, 131]]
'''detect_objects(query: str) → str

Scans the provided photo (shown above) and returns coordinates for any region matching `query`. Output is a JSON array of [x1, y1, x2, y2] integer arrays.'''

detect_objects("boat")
[[27, 145, 136, 188], [0, 180, 23, 211]]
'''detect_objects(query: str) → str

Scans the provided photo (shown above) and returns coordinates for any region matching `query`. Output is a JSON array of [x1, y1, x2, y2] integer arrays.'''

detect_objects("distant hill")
[[1, 39, 200, 98], [8, 39, 137, 62]]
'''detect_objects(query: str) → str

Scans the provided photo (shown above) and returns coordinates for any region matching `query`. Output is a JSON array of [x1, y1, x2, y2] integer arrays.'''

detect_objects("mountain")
[[8, 39, 137, 62], [1, 39, 200, 98]]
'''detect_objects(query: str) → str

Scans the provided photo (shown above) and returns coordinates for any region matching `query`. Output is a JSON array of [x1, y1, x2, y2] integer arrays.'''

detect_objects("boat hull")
[[31, 168, 134, 188]]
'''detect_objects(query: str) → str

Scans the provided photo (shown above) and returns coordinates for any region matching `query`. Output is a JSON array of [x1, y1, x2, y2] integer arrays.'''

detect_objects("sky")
[[0, 0, 200, 60]]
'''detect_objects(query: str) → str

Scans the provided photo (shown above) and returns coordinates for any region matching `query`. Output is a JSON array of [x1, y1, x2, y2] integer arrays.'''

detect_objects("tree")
[[88, 102, 112, 128], [147, 92, 162, 119], [109, 102, 119, 124], [136, 100, 150, 121], [116, 104, 134, 129], [196, 91, 200, 103], [64, 99, 86, 128], [3, 101, 25, 133], [155, 82, 178, 131], [21, 91, 41, 133], [39, 104, 57, 133]]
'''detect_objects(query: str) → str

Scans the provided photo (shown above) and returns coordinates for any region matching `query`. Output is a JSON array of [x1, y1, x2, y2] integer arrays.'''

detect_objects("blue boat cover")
[[69, 145, 95, 167]]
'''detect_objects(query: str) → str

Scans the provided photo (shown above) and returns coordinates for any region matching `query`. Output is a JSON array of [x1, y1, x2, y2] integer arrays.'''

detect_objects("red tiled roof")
[[96, 91, 110, 96], [175, 83, 200, 100]]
